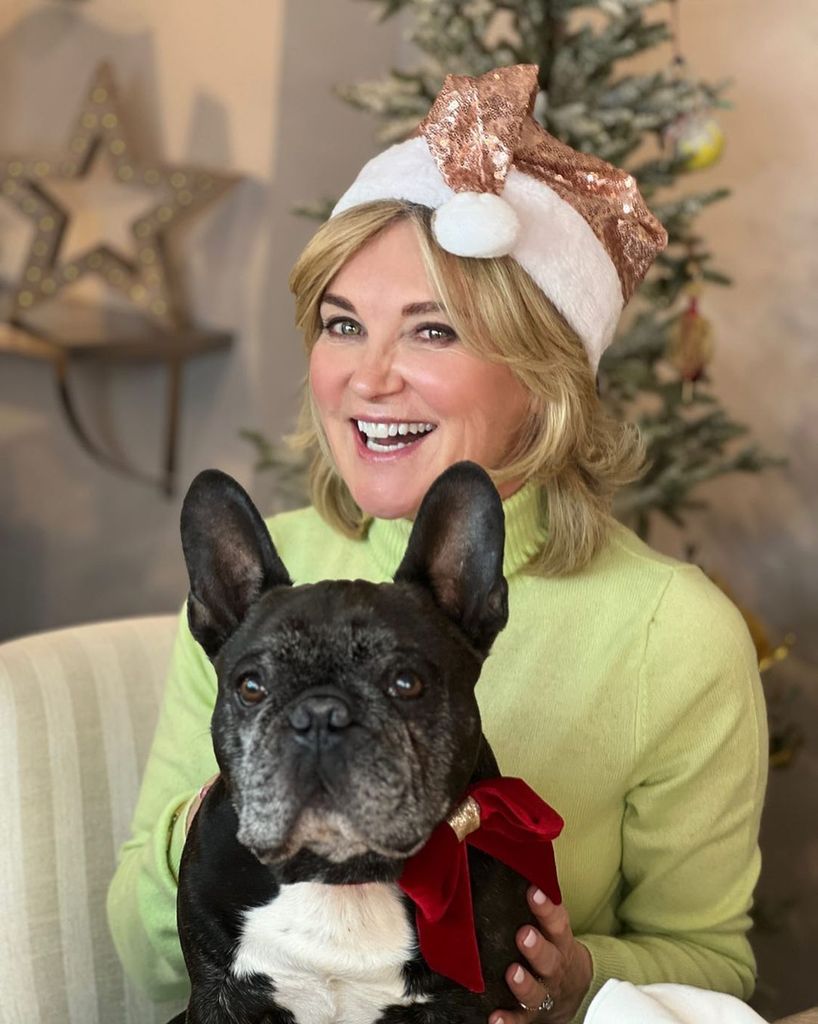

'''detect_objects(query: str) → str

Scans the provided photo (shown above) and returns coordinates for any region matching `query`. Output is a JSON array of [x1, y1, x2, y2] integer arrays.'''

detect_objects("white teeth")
[[355, 420, 436, 439], [354, 418, 438, 453], [368, 440, 409, 452]]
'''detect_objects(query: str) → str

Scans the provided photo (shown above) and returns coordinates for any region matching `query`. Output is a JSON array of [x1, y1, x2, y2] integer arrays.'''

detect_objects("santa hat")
[[332, 64, 668, 373]]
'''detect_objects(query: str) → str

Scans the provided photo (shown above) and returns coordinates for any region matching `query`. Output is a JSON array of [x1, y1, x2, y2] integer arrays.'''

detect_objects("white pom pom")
[[432, 191, 520, 258]]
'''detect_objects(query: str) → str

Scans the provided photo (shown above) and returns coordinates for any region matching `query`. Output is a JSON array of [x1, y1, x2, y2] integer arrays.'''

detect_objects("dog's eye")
[[236, 674, 268, 707], [386, 672, 424, 700]]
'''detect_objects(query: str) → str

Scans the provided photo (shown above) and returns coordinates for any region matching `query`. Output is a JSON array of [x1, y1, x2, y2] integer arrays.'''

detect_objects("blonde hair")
[[288, 201, 645, 576]]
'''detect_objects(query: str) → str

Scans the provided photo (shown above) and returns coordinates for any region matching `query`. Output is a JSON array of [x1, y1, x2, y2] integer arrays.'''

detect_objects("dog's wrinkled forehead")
[[261, 616, 389, 663], [220, 577, 469, 674]]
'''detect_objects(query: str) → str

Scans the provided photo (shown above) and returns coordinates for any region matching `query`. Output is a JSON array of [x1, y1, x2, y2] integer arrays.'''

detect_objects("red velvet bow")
[[398, 777, 563, 993]]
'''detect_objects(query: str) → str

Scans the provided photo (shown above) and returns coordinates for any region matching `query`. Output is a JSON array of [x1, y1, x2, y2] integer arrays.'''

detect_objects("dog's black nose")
[[287, 692, 352, 740]]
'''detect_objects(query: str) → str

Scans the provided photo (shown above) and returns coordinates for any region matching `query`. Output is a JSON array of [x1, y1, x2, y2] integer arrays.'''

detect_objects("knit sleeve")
[[573, 567, 768, 1022], [106, 605, 218, 1001]]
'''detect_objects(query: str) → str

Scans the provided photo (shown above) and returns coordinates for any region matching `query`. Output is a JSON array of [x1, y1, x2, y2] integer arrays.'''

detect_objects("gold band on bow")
[[446, 795, 482, 842]]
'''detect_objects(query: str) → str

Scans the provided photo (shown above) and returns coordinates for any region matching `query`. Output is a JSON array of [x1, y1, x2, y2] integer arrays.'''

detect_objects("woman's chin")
[[346, 473, 427, 520], [354, 491, 420, 521], [340, 443, 444, 520]]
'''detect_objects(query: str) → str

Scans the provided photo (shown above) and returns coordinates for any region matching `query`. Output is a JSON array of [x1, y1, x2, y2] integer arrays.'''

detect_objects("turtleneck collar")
[[367, 480, 548, 579]]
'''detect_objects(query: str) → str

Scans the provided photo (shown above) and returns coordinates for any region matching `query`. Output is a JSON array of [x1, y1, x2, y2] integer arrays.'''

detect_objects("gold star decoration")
[[0, 62, 238, 328]]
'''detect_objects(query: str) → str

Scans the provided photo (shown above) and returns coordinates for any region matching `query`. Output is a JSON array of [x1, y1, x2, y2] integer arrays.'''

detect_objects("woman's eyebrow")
[[320, 295, 447, 317], [401, 301, 447, 317], [321, 292, 356, 313]]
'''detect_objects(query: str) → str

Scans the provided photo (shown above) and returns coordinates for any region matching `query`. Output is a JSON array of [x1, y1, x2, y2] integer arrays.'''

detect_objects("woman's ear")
[[180, 470, 292, 659], [394, 461, 508, 657]]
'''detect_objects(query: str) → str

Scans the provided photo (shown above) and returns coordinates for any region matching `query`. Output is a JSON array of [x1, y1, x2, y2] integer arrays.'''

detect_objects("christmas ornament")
[[667, 281, 714, 397], [664, 109, 725, 172], [663, 0, 725, 172], [0, 62, 238, 329]]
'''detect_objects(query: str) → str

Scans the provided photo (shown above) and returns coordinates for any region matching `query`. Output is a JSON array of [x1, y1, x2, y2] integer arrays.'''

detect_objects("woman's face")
[[309, 219, 531, 520]]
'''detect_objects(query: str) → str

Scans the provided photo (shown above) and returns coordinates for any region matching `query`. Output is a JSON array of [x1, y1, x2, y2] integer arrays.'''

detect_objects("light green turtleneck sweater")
[[107, 484, 768, 1021]]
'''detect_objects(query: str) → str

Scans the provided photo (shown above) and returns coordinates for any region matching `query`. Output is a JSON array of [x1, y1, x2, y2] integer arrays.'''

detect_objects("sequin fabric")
[[514, 118, 667, 302], [417, 64, 538, 196], [415, 65, 668, 303]]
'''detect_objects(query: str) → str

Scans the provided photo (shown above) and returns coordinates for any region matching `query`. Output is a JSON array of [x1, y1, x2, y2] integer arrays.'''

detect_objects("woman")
[[107, 66, 767, 1024]]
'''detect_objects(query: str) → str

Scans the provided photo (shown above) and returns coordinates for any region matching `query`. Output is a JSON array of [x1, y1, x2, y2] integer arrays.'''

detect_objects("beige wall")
[[0, 0, 816, 1015], [645, 0, 818, 656], [663, 3, 818, 1016], [0, 0, 403, 635]]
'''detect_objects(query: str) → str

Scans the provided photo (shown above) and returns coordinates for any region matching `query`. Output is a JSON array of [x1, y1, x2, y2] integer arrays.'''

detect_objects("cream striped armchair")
[[0, 615, 184, 1024], [1, 616, 816, 1024]]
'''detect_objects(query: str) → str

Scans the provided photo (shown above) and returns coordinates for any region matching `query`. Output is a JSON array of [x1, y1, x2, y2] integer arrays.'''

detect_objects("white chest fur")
[[230, 881, 423, 1024]]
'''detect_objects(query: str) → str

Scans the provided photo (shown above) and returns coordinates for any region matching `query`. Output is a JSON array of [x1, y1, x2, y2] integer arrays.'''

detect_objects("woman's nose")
[[347, 341, 404, 400]]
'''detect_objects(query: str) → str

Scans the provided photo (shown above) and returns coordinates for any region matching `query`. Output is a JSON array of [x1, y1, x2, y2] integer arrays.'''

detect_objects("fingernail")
[[523, 927, 537, 948], [513, 965, 525, 984], [532, 887, 547, 905], [494, 1018, 505, 1024]]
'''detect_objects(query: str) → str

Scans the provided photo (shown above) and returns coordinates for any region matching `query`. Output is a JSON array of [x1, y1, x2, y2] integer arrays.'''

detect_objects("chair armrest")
[[0, 615, 184, 1023]]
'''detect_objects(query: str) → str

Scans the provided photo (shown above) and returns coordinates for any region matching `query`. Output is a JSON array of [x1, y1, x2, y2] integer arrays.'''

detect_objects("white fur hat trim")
[[332, 136, 624, 373], [432, 192, 520, 258]]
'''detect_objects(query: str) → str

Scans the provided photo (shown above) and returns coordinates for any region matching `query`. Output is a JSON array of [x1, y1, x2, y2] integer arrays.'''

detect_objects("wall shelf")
[[0, 297, 231, 495]]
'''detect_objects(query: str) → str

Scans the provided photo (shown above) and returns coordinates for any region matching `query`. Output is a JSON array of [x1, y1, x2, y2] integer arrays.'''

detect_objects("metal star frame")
[[0, 61, 237, 329]]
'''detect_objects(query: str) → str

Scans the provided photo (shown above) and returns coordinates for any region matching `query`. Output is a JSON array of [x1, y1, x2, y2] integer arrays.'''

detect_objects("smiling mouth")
[[354, 419, 437, 453]]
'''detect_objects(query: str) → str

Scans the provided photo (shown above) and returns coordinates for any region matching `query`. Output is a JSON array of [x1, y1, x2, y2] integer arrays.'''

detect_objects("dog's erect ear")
[[180, 469, 292, 658], [394, 461, 508, 657]]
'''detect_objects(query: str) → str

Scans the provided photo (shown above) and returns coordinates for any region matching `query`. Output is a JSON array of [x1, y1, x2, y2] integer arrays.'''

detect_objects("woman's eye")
[[322, 317, 362, 337], [386, 671, 425, 700], [236, 674, 268, 707], [417, 323, 456, 344]]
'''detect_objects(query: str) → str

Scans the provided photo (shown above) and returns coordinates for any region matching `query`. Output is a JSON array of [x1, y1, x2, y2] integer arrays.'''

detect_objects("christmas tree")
[[319, 0, 778, 538]]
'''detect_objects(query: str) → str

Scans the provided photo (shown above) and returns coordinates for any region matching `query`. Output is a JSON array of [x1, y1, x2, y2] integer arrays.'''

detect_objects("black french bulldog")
[[169, 461, 551, 1024]]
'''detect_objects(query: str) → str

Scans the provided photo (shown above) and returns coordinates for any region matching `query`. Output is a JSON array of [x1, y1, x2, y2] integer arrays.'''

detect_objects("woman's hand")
[[185, 774, 220, 834], [489, 887, 592, 1024]]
